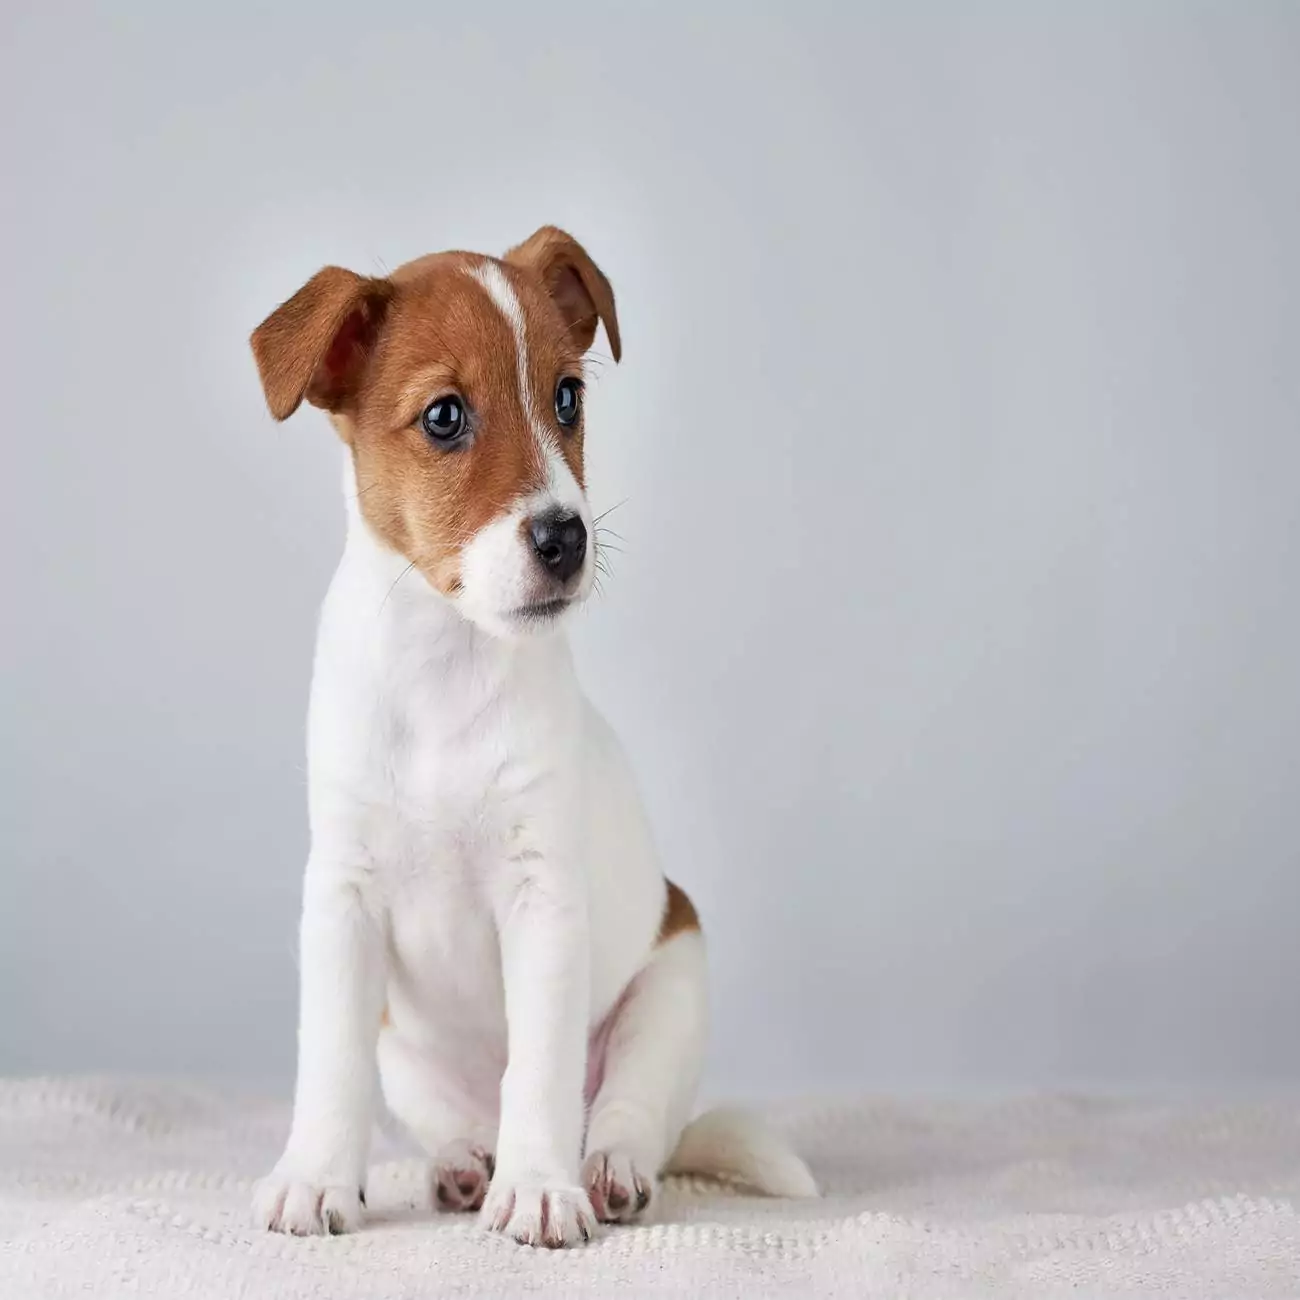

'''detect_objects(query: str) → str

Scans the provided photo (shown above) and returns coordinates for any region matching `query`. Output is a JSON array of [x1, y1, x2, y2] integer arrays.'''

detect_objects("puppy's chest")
[[316, 630, 577, 995], [366, 706, 556, 1034], [357, 728, 505, 1010], [368, 722, 529, 887], [355, 661, 575, 887]]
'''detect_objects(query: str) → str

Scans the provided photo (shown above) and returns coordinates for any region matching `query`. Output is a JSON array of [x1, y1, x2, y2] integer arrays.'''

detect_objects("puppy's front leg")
[[253, 869, 384, 1236], [480, 867, 596, 1248]]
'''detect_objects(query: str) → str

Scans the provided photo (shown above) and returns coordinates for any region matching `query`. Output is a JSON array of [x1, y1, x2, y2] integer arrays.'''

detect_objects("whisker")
[[379, 560, 417, 614], [594, 500, 628, 525]]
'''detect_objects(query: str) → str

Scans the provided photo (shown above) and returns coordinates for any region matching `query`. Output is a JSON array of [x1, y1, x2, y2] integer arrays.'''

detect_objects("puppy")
[[248, 228, 816, 1247]]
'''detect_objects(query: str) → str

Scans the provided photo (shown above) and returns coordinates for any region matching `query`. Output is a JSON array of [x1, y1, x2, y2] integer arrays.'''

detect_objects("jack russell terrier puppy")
[[248, 227, 817, 1248]]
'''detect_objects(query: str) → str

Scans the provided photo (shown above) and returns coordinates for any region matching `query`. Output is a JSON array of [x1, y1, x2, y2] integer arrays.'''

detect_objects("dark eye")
[[555, 377, 583, 428], [421, 395, 466, 442]]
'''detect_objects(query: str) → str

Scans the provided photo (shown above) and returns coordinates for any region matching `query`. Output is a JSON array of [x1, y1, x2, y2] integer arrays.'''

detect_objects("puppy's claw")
[[582, 1148, 655, 1224], [480, 1180, 596, 1248], [252, 1175, 365, 1236]]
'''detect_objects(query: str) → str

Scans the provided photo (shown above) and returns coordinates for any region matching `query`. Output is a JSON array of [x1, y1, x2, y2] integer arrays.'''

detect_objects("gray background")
[[3, 3, 1298, 1100]]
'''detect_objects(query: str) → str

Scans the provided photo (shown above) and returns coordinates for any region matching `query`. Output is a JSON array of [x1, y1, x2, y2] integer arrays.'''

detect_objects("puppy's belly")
[[377, 879, 643, 1137], [378, 994, 629, 1143], [378, 910, 634, 1140], [384, 868, 507, 1041]]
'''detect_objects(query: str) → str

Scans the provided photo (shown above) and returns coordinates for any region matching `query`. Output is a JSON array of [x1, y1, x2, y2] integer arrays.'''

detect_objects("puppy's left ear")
[[505, 226, 621, 362]]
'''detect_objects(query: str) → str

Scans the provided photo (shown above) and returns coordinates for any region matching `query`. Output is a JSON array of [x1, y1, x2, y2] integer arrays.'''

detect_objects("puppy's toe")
[[253, 1175, 365, 1236], [479, 1177, 595, 1247], [582, 1148, 654, 1224], [431, 1140, 494, 1213]]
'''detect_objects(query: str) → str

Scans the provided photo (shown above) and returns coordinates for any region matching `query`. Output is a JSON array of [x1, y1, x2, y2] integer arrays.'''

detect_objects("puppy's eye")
[[421, 396, 466, 442], [555, 378, 583, 428]]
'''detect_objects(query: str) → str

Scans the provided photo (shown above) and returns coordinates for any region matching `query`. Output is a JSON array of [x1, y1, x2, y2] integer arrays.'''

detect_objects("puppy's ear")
[[505, 227, 621, 362], [250, 267, 393, 420]]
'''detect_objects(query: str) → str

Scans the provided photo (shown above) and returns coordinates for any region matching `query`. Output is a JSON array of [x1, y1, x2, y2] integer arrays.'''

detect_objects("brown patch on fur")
[[251, 268, 393, 420], [505, 226, 622, 362], [657, 879, 700, 943], [249, 230, 619, 596]]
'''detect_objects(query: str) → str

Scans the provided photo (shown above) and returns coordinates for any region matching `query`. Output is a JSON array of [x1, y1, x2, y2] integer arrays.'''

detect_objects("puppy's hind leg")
[[582, 895, 708, 1224]]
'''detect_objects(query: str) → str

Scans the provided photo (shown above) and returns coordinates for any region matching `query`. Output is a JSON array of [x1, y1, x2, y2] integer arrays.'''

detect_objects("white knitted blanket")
[[1, 1078, 1297, 1299]]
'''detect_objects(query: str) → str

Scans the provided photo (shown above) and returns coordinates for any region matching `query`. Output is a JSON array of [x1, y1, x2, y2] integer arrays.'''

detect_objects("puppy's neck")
[[336, 471, 569, 683]]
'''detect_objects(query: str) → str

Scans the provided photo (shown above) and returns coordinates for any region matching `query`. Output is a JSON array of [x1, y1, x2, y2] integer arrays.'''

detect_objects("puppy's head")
[[251, 227, 620, 638]]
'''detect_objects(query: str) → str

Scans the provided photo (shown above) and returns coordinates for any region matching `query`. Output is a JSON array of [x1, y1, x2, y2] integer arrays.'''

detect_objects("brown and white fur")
[[248, 228, 817, 1248]]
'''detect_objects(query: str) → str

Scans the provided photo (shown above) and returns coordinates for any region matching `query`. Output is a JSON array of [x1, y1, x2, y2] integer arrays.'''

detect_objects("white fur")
[[665, 1108, 820, 1198], [253, 279, 815, 1244]]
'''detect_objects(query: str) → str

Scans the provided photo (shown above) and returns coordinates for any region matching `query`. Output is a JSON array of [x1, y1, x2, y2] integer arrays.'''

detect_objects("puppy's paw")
[[582, 1148, 654, 1224], [479, 1176, 595, 1248], [252, 1174, 365, 1236], [431, 1139, 494, 1213]]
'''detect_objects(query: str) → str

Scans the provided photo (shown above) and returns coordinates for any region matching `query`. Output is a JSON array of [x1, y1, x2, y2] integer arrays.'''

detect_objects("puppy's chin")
[[452, 588, 587, 641], [505, 596, 581, 637]]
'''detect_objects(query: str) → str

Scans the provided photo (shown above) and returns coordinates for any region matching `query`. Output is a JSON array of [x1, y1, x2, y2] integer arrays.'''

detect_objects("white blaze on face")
[[457, 262, 593, 636], [467, 261, 541, 435]]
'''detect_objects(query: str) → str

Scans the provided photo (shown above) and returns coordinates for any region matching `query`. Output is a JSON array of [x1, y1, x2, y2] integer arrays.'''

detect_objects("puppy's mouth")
[[509, 597, 572, 623]]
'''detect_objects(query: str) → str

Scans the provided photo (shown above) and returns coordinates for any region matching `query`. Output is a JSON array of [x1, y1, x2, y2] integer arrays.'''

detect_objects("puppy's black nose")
[[529, 511, 587, 584]]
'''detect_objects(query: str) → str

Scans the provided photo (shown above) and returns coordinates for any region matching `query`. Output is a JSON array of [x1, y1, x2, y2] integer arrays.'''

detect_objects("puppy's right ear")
[[250, 268, 393, 420]]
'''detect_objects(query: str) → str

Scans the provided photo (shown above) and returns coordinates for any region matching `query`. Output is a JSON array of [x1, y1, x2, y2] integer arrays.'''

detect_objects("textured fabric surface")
[[1, 1077, 1297, 1298]]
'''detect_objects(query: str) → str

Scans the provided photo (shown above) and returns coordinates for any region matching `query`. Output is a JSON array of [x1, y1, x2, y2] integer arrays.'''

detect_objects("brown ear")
[[250, 267, 393, 420], [505, 227, 621, 362]]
